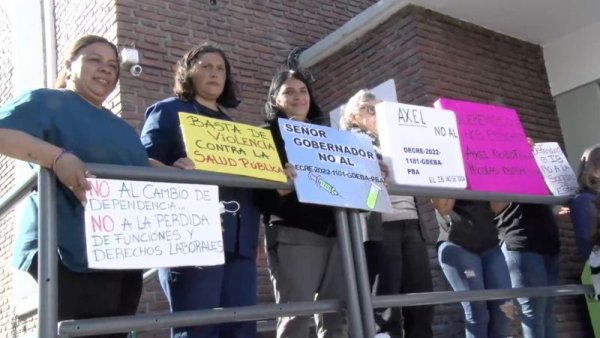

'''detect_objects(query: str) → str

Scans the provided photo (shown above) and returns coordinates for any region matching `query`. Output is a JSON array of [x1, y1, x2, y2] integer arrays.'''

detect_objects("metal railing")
[[1, 164, 589, 337]]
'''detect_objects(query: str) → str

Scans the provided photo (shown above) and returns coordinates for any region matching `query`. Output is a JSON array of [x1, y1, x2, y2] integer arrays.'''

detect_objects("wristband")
[[51, 148, 70, 172]]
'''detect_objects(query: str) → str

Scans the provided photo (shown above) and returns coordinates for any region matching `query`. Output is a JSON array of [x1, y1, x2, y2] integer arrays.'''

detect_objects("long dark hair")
[[265, 69, 323, 123], [55, 35, 119, 89], [173, 42, 240, 108]]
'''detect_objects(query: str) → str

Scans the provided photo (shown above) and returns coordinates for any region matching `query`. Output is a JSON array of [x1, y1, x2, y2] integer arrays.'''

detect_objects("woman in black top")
[[434, 198, 513, 338], [254, 69, 346, 338], [495, 202, 560, 338]]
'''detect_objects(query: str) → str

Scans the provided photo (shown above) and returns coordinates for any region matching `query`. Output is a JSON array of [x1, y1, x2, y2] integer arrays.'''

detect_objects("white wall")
[[554, 82, 600, 169], [7, 0, 44, 313], [544, 20, 600, 96], [10, 0, 45, 93]]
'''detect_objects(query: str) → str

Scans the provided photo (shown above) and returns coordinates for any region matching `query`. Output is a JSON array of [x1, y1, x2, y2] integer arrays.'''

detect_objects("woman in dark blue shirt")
[[140, 43, 260, 338], [570, 145, 600, 259]]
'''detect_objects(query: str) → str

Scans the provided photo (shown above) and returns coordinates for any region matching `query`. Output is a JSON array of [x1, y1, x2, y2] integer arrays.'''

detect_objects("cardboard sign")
[[435, 98, 548, 195], [278, 118, 392, 212], [376, 102, 466, 188], [533, 142, 578, 195], [179, 112, 286, 182], [84, 178, 223, 269]]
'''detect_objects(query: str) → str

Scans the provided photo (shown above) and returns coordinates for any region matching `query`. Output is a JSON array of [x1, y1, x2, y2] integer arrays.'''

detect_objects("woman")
[[0, 35, 149, 337], [254, 69, 347, 338], [140, 42, 260, 338], [495, 202, 560, 338], [570, 145, 600, 259], [494, 138, 560, 338], [434, 198, 513, 338], [339, 90, 435, 338]]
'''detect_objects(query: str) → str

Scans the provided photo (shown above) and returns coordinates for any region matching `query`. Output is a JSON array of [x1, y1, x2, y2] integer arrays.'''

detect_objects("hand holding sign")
[[533, 142, 578, 195], [278, 118, 391, 212], [84, 178, 223, 269], [435, 98, 548, 195], [376, 102, 466, 188], [179, 112, 286, 182]]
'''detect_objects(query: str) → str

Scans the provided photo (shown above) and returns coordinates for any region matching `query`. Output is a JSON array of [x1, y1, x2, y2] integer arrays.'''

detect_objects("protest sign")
[[533, 142, 578, 195], [435, 98, 548, 195], [278, 118, 392, 212], [376, 102, 466, 188], [84, 178, 223, 269], [179, 112, 286, 182]]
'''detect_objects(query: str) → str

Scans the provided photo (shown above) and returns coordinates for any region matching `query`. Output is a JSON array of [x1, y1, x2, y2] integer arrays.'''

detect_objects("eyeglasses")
[[360, 105, 376, 116]]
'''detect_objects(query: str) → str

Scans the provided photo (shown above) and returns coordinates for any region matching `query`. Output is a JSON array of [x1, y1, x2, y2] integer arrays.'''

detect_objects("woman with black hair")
[[140, 42, 260, 338], [255, 69, 347, 338]]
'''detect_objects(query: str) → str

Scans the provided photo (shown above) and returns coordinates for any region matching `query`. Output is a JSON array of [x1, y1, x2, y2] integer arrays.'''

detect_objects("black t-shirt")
[[495, 203, 560, 255], [253, 117, 336, 237], [438, 200, 499, 254]]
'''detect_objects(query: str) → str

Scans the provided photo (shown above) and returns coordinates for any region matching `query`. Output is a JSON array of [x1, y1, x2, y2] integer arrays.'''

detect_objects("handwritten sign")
[[179, 112, 286, 182], [376, 102, 466, 188], [84, 178, 223, 269], [435, 98, 548, 195], [533, 142, 578, 195], [278, 118, 392, 212]]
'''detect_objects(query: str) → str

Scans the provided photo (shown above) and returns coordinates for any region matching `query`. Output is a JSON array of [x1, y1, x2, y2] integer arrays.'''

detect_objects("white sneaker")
[[374, 334, 391, 338]]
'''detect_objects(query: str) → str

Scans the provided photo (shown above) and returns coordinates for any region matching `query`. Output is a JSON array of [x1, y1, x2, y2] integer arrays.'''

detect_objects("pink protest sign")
[[434, 98, 548, 195]]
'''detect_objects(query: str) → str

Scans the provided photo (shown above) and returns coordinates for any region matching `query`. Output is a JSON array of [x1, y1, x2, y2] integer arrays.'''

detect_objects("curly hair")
[[173, 42, 240, 108], [55, 35, 119, 89], [339, 89, 377, 130]]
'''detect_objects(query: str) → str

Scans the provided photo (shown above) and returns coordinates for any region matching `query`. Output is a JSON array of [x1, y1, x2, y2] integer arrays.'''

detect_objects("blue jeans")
[[159, 253, 257, 338], [438, 241, 512, 338], [502, 244, 559, 338]]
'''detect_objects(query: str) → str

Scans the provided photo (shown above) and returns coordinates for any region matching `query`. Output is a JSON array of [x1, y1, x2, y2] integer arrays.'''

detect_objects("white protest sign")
[[376, 102, 467, 188], [533, 142, 578, 195], [84, 178, 223, 269]]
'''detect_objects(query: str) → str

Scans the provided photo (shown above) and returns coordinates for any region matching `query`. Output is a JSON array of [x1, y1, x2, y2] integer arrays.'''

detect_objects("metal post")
[[346, 210, 376, 336], [38, 169, 58, 338], [334, 208, 364, 337]]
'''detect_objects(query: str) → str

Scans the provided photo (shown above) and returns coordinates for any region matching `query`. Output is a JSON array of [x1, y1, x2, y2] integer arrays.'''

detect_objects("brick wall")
[[114, 0, 374, 131], [54, 0, 122, 111], [112, 2, 375, 337], [311, 5, 592, 337], [0, 2, 20, 338], [0, 2, 14, 105]]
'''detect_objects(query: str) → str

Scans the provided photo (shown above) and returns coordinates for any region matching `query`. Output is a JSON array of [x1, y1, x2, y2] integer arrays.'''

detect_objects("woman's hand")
[[283, 163, 297, 180], [277, 163, 296, 196], [432, 198, 456, 215], [378, 159, 389, 185], [53, 152, 92, 204], [173, 157, 195, 170]]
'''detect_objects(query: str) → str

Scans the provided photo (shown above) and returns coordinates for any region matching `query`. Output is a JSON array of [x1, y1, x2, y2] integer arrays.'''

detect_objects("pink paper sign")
[[434, 98, 548, 195]]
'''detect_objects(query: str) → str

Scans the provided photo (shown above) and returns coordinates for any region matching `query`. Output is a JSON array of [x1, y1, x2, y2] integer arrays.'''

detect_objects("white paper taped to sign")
[[84, 178, 223, 269], [532, 142, 578, 195], [376, 102, 467, 188]]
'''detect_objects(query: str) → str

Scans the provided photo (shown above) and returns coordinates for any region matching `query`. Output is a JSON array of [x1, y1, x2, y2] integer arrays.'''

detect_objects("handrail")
[[0, 170, 36, 216], [85, 163, 292, 189], [87, 163, 574, 204], [1, 163, 584, 337], [371, 284, 593, 308], [59, 300, 342, 337], [386, 184, 573, 204]]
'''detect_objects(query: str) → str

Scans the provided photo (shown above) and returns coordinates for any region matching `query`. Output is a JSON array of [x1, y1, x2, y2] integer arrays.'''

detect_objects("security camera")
[[130, 64, 143, 77]]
